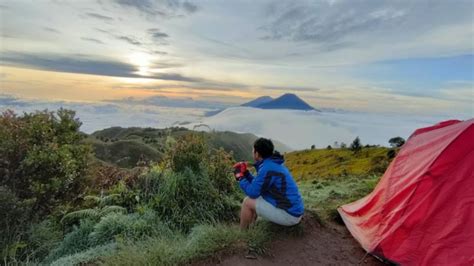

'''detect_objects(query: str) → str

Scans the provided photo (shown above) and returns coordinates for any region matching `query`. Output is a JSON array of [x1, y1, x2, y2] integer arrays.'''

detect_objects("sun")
[[128, 52, 151, 76]]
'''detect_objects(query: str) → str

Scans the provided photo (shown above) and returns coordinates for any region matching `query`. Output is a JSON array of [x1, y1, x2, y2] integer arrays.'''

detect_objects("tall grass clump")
[[150, 134, 241, 231], [153, 168, 234, 231]]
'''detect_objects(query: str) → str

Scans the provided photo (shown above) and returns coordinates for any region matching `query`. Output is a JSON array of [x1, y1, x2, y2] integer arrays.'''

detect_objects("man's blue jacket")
[[239, 154, 304, 217]]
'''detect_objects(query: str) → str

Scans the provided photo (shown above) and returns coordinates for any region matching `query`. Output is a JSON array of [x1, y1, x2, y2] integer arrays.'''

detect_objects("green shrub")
[[27, 219, 62, 261], [45, 219, 96, 263], [153, 168, 238, 231], [89, 211, 172, 246], [133, 165, 164, 203], [203, 148, 236, 194], [164, 134, 207, 173], [0, 109, 92, 219], [0, 186, 32, 261]]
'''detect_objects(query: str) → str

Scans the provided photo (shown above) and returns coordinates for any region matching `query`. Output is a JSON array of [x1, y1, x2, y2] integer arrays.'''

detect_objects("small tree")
[[311, 144, 315, 150], [389, 136, 405, 148], [340, 142, 347, 149], [0, 109, 91, 218], [326, 145, 332, 150], [350, 136, 362, 153], [387, 149, 397, 159]]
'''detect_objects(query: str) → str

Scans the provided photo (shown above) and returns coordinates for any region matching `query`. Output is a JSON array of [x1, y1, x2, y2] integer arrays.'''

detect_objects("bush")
[[132, 166, 164, 204], [0, 186, 32, 261], [89, 211, 172, 246], [350, 136, 362, 153], [370, 155, 390, 174], [387, 149, 397, 159], [389, 136, 405, 148], [27, 219, 62, 261], [47, 210, 172, 263], [153, 168, 238, 231], [0, 109, 92, 218], [203, 148, 236, 194], [164, 134, 207, 173], [45, 219, 96, 263]]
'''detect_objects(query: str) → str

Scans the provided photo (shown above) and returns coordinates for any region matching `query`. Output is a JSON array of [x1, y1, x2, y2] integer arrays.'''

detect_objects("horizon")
[[1, 0, 473, 119]]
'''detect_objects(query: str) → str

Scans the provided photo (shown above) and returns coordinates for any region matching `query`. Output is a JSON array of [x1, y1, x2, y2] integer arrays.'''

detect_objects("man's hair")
[[253, 138, 274, 158]]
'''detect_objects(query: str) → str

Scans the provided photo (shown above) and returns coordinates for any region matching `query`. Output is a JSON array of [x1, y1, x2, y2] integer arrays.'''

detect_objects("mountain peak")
[[255, 93, 315, 110]]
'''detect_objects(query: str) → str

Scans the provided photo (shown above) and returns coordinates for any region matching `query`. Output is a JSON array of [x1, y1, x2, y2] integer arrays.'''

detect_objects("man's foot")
[[245, 249, 258, 259]]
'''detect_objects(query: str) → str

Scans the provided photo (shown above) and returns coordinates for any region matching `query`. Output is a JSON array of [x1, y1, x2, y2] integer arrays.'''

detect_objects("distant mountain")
[[241, 96, 273, 107], [256, 93, 315, 110], [205, 94, 314, 118]]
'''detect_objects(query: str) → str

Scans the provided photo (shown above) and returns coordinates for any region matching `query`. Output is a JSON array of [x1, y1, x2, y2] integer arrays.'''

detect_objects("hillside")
[[285, 146, 392, 181], [86, 126, 290, 167]]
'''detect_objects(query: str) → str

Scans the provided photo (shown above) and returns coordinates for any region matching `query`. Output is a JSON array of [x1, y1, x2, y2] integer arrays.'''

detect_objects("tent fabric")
[[338, 119, 474, 266]]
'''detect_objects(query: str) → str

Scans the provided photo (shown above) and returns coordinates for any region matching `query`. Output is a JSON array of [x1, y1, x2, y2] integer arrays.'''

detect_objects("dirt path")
[[197, 216, 384, 266]]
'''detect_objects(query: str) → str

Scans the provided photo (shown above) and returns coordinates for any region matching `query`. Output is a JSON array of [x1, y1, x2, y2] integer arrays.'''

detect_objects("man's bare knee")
[[243, 197, 256, 211]]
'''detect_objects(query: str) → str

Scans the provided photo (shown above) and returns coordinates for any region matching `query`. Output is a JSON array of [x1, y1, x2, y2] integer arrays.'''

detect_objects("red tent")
[[338, 119, 474, 266]]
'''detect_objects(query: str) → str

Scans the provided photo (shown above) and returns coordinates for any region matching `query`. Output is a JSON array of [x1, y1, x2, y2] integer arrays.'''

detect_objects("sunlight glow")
[[128, 52, 152, 76]]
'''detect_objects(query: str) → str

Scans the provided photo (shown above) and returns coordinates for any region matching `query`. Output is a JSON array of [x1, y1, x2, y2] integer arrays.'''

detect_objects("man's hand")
[[233, 162, 249, 181]]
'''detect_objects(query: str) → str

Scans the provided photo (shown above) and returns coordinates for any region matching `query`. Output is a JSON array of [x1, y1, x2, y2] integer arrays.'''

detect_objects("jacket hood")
[[254, 151, 285, 168], [269, 151, 285, 165]]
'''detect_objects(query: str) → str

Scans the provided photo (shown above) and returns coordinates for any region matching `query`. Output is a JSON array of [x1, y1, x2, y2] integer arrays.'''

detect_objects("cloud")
[[0, 94, 29, 107], [94, 29, 146, 47], [261, 2, 406, 43], [151, 50, 168, 55], [438, 81, 474, 104], [114, 0, 198, 17], [260, 0, 473, 54], [43, 27, 60, 34], [107, 95, 232, 109], [182, 1, 198, 13], [114, 0, 157, 15], [0, 52, 203, 82], [86, 12, 114, 21], [259, 85, 320, 92], [148, 28, 169, 41], [81, 37, 105, 44], [116, 35, 142, 46]]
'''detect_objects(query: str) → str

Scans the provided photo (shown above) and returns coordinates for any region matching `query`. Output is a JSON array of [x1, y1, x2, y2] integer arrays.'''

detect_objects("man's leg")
[[240, 197, 257, 229]]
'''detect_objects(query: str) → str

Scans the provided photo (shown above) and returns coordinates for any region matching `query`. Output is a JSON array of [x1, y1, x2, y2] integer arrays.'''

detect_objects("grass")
[[299, 175, 380, 222], [100, 222, 279, 265], [285, 147, 391, 180], [102, 220, 306, 265]]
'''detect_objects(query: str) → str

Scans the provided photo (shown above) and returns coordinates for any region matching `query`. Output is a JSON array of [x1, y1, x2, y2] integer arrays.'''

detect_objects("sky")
[[0, 0, 473, 117]]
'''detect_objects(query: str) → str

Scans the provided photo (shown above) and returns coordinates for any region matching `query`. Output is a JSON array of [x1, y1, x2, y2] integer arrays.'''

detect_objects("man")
[[234, 138, 304, 229]]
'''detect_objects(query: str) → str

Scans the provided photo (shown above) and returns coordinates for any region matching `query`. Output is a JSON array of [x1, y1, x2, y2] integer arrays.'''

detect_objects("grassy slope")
[[285, 147, 393, 220], [285, 147, 391, 181]]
